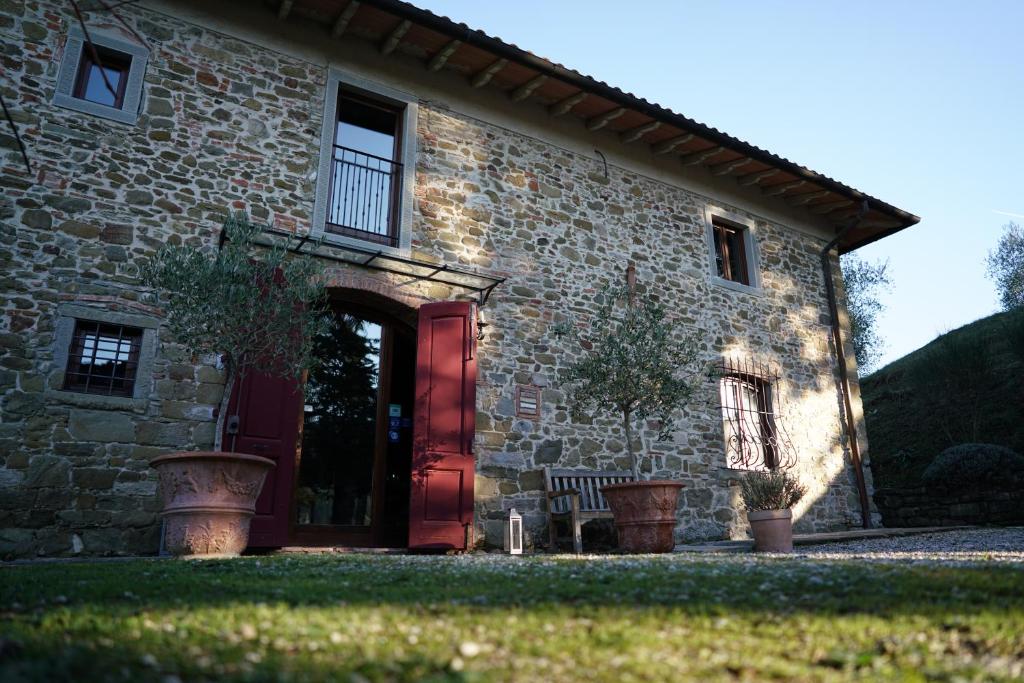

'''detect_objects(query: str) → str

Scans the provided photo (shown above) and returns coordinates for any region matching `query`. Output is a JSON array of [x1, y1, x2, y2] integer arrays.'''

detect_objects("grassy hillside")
[[861, 307, 1024, 488]]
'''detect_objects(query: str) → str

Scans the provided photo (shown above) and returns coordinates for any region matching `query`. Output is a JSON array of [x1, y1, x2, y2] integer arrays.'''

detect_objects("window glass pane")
[[81, 63, 126, 107], [297, 312, 382, 527], [335, 94, 398, 160], [726, 228, 748, 284], [65, 321, 141, 396], [720, 377, 767, 469], [713, 227, 727, 278]]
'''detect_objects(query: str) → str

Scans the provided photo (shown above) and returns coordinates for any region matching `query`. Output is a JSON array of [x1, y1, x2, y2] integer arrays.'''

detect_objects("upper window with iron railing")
[[326, 91, 404, 247]]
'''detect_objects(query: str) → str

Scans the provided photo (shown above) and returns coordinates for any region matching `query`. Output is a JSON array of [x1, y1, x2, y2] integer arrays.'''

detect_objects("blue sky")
[[415, 0, 1024, 369]]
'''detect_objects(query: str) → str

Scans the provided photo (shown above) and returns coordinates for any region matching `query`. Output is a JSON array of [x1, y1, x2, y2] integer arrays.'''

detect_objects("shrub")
[[739, 469, 806, 512], [922, 443, 1024, 491]]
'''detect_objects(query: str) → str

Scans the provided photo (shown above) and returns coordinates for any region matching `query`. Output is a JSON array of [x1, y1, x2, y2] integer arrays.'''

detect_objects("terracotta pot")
[[600, 480, 685, 553], [747, 508, 793, 552], [151, 451, 275, 557]]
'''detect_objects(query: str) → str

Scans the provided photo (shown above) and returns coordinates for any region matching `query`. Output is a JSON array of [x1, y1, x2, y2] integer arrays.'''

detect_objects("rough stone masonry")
[[0, 0, 876, 558]]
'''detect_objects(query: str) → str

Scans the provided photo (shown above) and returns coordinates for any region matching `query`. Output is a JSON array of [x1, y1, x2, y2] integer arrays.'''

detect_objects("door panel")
[[224, 370, 303, 548], [408, 301, 476, 550]]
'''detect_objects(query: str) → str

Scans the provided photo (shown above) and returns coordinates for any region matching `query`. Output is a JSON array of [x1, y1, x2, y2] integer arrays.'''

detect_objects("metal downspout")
[[820, 201, 872, 529]]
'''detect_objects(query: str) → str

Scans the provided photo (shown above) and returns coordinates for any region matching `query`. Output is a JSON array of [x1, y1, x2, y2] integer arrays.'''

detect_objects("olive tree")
[[558, 284, 704, 480], [141, 214, 330, 451], [986, 222, 1024, 311], [840, 254, 891, 374]]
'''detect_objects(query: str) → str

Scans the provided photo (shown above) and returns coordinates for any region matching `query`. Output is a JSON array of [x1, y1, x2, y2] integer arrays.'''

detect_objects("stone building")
[[0, 0, 919, 557]]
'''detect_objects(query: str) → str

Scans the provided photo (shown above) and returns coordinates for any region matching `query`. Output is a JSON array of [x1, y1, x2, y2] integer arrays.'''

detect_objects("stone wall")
[[873, 487, 1024, 528], [0, 0, 872, 558]]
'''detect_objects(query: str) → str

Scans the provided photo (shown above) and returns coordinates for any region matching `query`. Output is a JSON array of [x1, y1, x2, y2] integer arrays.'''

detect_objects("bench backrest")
[[544, 467, 635, 514]]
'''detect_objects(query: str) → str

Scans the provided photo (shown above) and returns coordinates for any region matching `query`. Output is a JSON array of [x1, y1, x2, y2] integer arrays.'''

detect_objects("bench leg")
[[570, 494, 583, 555], [548, 512, 559, 552]]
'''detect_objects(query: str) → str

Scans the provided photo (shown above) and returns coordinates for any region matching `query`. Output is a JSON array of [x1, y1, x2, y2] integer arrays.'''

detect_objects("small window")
[[63, 320, 143, 397], [326, 90, 404, 246], [712, 218, 750, 285], [73, 46, 132, 109], [53, 27, 148, 125]]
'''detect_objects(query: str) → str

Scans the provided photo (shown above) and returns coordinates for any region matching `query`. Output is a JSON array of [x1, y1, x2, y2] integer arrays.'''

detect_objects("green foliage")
[[986, 221, 1024, 311], [738, 469, 807, 511], [922, 443, 1024, 492], [141, 214, 331, 449], [558, 284, 703, 479], [840, 254, 891, 374], [861, 308, 1024, 488]]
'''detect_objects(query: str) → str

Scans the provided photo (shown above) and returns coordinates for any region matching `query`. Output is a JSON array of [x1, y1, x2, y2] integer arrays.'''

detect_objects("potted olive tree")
[[558, 283, 703, 553], [738, 469, 806, 552], [141, 214, 329, 557]]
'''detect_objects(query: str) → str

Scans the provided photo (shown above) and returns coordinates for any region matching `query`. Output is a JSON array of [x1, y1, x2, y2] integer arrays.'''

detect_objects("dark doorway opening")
[[291, 296, 415, 548]]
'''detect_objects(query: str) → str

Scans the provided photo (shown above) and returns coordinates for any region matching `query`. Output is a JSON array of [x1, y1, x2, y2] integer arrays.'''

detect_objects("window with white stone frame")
[[311, 70, 418, 254], [52, 26, 149, 125], [703, 207, 762, 292]]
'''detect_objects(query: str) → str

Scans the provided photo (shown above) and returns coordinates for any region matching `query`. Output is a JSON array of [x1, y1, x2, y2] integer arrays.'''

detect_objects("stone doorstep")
[[675, 525, 978, 553]]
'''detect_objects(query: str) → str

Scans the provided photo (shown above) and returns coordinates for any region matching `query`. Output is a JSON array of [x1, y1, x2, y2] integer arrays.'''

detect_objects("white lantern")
[[504, 508, 523, 555]]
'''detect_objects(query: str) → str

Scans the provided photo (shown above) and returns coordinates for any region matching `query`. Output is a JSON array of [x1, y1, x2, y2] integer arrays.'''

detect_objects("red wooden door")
[[408, 301, 477, 550], [223, 370, 304, 548]]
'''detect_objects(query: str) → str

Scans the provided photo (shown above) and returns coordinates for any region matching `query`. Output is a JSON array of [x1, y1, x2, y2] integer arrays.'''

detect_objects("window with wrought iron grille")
[[717, 358, 795, 470], [63, 320, 143, 397]]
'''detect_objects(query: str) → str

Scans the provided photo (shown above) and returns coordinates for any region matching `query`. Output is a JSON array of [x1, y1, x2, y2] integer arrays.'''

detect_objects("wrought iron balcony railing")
[[325, 145, 402, 247]]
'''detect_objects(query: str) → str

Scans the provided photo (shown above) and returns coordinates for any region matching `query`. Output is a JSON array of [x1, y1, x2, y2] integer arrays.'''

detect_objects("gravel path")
[[794, 527, 1024, 565]]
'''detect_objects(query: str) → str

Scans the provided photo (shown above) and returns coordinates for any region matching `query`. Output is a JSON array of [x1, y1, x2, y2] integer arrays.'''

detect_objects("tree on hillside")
[[840, 254, 892, 374], [986, 222, 1024, 311]]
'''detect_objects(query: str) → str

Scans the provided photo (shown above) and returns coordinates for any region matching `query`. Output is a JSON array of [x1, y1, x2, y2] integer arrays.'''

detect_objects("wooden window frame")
[[703, 207, 761, 292], [72, 46, 132, 110]]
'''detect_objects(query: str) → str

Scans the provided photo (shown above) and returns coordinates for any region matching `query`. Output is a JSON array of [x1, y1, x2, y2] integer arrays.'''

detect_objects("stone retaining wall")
[[873, 487, 1024, 528]]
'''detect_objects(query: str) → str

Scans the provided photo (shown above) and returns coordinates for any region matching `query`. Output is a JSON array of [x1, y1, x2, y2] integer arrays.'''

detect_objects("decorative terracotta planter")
[[600, 480, 685, 553], [747, 508, 793, 552], [151, 451, 275, 557]]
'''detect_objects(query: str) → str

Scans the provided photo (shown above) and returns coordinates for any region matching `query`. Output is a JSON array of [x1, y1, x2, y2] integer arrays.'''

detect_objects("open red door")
[[408, 301, 477, 550], [223, 370, 303, 548]]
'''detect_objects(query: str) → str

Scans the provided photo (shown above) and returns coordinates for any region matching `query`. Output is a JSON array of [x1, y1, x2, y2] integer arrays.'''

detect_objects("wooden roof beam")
[[470, 58, 507, 88], [331, 1, 360, 38], [549, 91, 587, 116], [586, 107, 626, 131], [810, 199, 854, 214], [511, 74, 548, 102], [788, 190, 831, 206], [380, 19, 411, 55], [277, 0, 294, 20], [620, 120, 660, 144], [651, 133, 693, 155], [427, 39, 462, 71], [709, 157, 753, 176], [762, 180, 806, 197], [736, 168, 778, 187], [679, 146, 725, 166]]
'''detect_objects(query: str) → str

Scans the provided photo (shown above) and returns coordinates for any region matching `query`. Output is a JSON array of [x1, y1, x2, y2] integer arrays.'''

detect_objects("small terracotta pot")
[[151, 451, 275, 557], [600, 480, 685, 553], [747, 508, 793, 552]]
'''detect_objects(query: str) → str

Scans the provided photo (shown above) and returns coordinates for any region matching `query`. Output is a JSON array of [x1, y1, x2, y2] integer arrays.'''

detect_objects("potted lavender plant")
[[739, 469, 807, 552]]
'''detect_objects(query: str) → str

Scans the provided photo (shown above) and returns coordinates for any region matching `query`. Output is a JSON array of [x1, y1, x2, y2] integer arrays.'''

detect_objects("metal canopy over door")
[[408, 301, 477, 550], [223, 371, 303, 548]]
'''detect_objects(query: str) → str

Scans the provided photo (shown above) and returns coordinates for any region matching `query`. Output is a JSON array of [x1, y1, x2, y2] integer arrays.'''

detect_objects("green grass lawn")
[[1, 553, 1022, 682]]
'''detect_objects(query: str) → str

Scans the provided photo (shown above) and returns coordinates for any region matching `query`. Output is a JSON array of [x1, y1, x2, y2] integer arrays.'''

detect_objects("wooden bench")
[[544, 467, 635, 554]]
